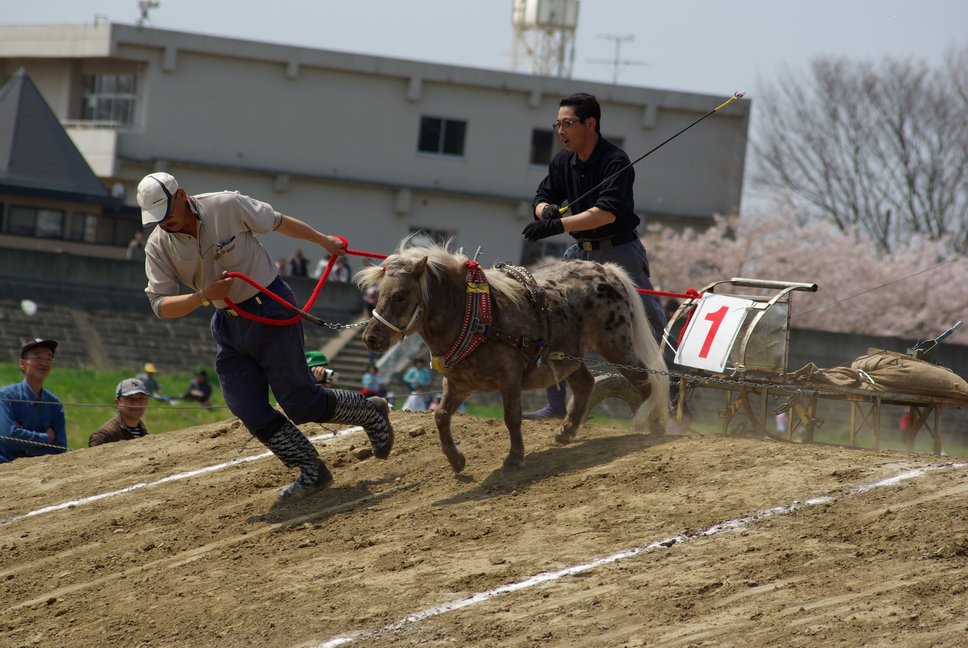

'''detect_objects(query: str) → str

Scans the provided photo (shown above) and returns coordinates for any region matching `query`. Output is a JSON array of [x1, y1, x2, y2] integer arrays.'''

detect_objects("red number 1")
[[699, 305, 728, 358]]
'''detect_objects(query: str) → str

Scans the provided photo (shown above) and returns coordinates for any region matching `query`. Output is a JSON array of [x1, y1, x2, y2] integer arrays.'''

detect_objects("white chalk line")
[[315, 461, 968, 648], [0, 426, 365, 527]]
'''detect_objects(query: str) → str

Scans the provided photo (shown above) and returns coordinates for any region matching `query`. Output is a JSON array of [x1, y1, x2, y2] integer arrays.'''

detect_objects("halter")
[[431, 260, 492, 373], [371, 304, 423, 335]]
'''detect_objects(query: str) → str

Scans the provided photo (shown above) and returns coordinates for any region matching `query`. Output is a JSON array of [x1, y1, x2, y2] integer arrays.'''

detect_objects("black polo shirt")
[[533, 136, 639, 240]]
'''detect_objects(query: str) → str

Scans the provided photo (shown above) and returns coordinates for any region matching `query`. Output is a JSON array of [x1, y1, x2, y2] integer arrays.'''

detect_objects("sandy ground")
[[1, 410, 966, 648]]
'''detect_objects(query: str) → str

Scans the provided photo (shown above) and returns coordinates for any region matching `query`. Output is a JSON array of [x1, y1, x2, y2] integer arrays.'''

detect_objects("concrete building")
[[0, 22, 749, 267]]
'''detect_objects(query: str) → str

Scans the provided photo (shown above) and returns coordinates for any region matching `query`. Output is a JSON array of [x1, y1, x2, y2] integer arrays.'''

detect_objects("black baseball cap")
[[21, 338, 58, 358]]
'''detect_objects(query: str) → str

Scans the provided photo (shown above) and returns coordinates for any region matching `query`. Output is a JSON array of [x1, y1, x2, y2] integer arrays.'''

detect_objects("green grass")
[[1, 362, 231, 450], [8, 363, 962, 457]]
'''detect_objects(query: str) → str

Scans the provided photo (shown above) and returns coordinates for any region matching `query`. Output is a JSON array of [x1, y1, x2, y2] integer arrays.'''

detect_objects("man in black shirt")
[[522, 92, 670, 419]]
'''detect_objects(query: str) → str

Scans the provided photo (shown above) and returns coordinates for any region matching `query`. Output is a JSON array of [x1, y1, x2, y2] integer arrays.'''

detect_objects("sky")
[[6, 0, 967, 100]]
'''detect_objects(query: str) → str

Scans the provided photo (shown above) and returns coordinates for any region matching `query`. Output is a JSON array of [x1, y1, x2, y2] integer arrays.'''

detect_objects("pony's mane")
[[355, 238, 528, 308]]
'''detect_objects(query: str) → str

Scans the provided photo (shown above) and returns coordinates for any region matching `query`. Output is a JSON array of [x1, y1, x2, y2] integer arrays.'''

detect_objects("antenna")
[[137, 1, 160, 27], [587, 34, 648, 84]]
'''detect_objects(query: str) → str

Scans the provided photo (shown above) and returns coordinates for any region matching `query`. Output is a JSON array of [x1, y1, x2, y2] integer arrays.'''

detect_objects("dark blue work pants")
[[211, 277, 334, 433], [563, 238, 672, 365]]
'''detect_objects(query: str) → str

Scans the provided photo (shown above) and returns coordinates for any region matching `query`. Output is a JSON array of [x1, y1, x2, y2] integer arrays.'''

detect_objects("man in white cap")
[[136, 171, 394, 500], [0, 338, 67, 463], [89, 378, 151, 446]]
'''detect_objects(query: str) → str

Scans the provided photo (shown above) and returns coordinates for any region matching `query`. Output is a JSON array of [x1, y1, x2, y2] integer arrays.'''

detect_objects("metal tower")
[[510, 0, 580, 78]]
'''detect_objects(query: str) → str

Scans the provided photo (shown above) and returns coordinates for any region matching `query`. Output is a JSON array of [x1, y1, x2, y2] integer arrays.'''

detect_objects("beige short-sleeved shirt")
[[144, 191, 282, 314]]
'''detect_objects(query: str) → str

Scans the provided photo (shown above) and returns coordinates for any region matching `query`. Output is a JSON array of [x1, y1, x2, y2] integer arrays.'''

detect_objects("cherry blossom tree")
[[648, 209, 968, 340]]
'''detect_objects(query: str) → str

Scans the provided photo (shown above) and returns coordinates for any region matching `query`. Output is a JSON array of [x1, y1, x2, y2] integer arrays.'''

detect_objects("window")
[[417, 117, 466, 156], [36, 209, 65, 238], [68, 213, 99, 243], [5, 206, 65, 238], [80, 73, 138, 126], [530, 129, 564, 166], [408, 227, 455, 247], [4, 205, 136, 247]]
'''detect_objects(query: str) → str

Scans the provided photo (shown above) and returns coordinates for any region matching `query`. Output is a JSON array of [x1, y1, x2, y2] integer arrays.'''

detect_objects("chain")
[[317, 319, 371, 331], [550, 351, 809, 397]]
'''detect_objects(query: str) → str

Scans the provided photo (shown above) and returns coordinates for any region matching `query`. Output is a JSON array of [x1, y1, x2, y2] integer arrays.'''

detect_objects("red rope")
[[221, 239, 700, 329], [637, 287, 702, 300], [222, 236, 388, 326]]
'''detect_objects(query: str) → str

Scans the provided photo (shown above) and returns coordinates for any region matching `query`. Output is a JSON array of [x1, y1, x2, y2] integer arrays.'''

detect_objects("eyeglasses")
[[552, 118, 582, 131]]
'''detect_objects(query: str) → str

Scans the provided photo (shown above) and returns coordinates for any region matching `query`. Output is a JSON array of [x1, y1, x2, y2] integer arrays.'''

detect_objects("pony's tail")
[[614, 267, 669, 433]]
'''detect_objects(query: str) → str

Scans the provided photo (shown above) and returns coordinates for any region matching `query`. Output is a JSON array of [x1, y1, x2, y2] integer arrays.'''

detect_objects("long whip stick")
[[559, 91, 745, 215]]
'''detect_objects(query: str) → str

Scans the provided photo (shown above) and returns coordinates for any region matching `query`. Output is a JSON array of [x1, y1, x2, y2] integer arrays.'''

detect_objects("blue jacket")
[[403, 366, 432, 390], [0, 380, 68, 463]]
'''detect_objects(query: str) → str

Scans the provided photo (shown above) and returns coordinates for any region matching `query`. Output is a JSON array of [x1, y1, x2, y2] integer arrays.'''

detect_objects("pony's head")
[[359, 237, 467, 352]]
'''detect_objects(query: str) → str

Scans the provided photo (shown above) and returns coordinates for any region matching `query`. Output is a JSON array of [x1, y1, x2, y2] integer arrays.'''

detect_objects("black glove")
[[540, 203, 562, 220], [522, 218, 564, 242]]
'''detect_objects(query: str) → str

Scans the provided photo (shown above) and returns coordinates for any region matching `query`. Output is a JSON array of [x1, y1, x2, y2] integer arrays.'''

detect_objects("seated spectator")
[[289, 248, 310, 277], [363, 285, 378, 317], [306, 351, 337, 388], [331, 257, 351, 282], [403, 357, 433, 400], [310, 257, 328, 279], [89, 378, 150, 446], [360, 363, 387, 398], [0, 338, 67, 462], [136, 362, 170, 402], [181, 369, 213, 406], [126, 231, 145, 261]]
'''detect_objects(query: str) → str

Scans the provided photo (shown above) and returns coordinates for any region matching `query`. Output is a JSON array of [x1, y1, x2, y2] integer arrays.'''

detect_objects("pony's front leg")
[[556, 366, 594, 444], [435, 378, 468, 473], [500, 385, 525, 469]]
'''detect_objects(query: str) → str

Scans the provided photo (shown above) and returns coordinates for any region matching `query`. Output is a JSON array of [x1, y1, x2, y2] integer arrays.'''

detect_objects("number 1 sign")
[[674, 293, 754, 372]]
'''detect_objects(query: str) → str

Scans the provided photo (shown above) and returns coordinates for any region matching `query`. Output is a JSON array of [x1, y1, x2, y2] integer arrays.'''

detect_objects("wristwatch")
[[197, 289, 211, 307]]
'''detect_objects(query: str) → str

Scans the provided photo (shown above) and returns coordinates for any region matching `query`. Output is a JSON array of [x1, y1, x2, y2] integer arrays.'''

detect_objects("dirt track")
[[1, 411, 966, 647]]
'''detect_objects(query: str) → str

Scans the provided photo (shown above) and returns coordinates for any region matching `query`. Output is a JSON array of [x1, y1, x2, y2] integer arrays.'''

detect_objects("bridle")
[[371, 304, 423, 335]]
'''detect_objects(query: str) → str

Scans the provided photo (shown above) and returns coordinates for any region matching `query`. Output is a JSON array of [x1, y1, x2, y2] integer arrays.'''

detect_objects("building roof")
[[0, 67, 107, 198]]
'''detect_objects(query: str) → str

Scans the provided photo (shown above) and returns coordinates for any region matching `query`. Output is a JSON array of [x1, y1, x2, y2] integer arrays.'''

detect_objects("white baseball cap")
[[137, 172, 179, 226]]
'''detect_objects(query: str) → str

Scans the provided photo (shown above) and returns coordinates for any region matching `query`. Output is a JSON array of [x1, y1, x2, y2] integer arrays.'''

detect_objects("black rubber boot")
[[522, 381, 567, 420], [260, 418, 333, 500], [325, 389, 394, 459]]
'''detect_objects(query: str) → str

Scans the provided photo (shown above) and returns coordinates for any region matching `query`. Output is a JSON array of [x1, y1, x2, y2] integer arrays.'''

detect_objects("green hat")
[[305, 351, 329, 368]]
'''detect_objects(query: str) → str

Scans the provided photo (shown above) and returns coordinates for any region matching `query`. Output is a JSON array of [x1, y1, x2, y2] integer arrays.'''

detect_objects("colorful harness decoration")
[[431, 261, 492, 373]]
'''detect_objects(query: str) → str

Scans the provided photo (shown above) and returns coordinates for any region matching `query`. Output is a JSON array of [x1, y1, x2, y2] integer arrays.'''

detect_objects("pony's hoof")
[[553, 432, 576, 445], [448, 454, 466, 473], [502, 455, 526, 470]]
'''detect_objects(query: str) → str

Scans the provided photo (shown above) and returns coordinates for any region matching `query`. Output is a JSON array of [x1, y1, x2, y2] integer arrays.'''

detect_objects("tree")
[[648, 210, 968, 340], [752, 46, 968, 254]]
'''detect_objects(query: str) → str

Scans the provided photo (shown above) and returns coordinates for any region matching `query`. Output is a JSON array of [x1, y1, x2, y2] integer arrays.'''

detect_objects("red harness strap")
[[431, 261, 492, 373]]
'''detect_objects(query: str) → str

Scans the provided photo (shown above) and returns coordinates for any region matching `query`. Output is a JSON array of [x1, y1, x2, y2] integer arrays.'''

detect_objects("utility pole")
[[588, 34, 648, 84]]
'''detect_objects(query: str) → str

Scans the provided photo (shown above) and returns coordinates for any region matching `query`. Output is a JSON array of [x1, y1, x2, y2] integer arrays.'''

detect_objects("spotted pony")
[[357, 239, 668, 472]]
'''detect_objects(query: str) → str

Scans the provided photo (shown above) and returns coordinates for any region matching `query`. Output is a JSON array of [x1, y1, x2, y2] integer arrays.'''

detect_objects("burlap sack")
[[788, 348, 968, 403]]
